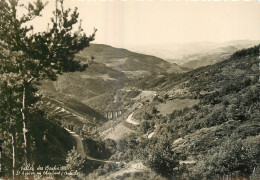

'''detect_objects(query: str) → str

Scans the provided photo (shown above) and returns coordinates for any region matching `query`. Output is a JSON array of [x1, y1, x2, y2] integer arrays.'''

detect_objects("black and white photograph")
[[0, 0, 260, 179]]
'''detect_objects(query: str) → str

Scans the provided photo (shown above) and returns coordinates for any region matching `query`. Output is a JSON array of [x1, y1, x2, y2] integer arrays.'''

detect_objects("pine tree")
[[0, 0, 96, 169]]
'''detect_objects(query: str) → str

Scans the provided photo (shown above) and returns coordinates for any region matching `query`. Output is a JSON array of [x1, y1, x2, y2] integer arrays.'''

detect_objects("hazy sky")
[[27, 0, 260, 48]]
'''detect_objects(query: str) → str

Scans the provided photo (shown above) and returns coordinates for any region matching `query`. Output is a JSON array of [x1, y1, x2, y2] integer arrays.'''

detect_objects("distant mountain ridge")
[[127, 40, 260, 68], [180, 45, 244, 69]]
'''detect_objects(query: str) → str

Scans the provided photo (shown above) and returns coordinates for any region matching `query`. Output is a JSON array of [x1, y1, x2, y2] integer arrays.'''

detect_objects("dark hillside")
[[32, 117, 76, 167], [1, 109, 76, 175]]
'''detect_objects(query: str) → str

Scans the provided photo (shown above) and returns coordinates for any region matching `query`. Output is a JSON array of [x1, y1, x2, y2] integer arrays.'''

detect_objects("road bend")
[[65, 128, 122, 164]]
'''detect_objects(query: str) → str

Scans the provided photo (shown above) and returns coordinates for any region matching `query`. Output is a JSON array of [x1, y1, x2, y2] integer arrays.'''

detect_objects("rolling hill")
[[179, 44, 258, 69], [77, 44, 187, 76]]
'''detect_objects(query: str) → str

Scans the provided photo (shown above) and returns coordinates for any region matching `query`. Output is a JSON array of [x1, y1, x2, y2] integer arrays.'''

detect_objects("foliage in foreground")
[[0, 0, 95, 176]]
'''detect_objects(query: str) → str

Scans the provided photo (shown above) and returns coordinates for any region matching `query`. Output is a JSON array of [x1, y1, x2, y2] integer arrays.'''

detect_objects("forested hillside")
[[136, 45, 260, 179], [87, 45, 260, 179]]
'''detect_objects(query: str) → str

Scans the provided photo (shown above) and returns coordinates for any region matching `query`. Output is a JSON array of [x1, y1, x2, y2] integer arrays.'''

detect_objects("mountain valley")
[[38, 42, 260, 179]]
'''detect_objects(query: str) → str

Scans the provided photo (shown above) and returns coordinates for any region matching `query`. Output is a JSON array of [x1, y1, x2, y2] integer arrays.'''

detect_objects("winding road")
[[126, 113, 139, 125], [65, 128, 122, 164]]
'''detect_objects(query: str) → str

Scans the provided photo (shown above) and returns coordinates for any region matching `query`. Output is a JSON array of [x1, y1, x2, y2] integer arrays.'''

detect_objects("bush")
[[140, 138, 179, 177], [203, 137, 260, 178], [66, 146, 85, 171]]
